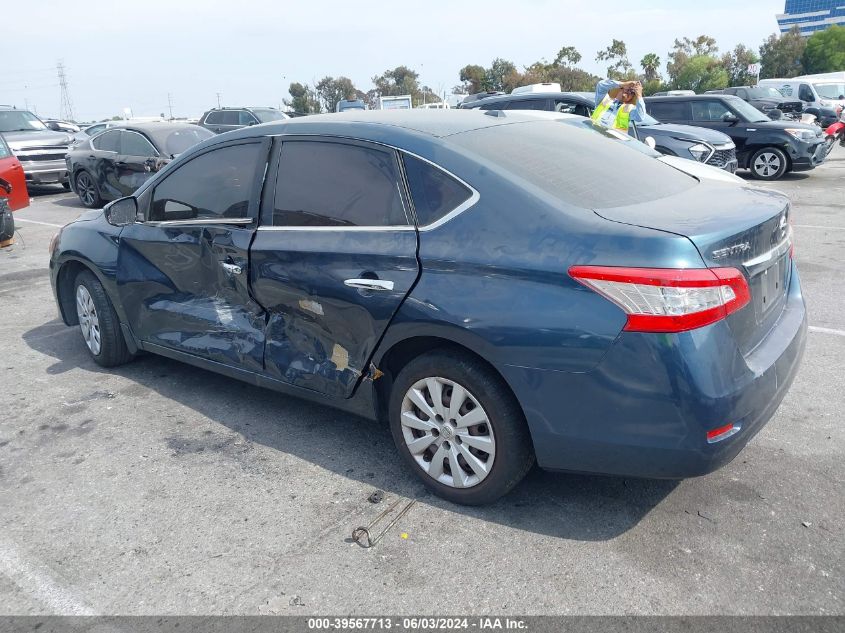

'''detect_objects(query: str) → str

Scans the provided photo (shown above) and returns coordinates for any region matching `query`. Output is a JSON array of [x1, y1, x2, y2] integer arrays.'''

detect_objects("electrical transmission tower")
[[57, 61, 76, 122]]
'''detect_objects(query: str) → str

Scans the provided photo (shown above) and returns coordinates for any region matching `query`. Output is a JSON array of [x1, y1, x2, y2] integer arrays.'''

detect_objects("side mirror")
[[644, 136, 657, 149], [46, 121, 60, 131], [722, 113, 740, 124], [104, 197, 138, 227], [768, 109, 783, 120]]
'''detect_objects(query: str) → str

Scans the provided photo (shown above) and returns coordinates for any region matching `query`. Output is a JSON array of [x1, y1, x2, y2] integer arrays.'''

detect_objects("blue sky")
[[5, 0, 784, 121]]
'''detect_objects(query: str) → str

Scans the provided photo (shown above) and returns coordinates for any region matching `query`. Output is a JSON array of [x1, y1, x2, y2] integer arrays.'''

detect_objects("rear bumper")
[[499, 262, 807, 479]]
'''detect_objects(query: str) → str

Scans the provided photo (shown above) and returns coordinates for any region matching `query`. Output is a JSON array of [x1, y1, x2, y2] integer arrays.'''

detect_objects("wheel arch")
[[371, 333, 525, 430]]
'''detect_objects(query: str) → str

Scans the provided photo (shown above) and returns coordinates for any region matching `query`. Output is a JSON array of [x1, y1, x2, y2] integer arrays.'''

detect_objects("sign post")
[[748, 63, 761, 85]]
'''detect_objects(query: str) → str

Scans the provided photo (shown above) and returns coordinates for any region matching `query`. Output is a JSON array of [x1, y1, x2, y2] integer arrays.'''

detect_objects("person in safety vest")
[[592, 79, 646, 134]]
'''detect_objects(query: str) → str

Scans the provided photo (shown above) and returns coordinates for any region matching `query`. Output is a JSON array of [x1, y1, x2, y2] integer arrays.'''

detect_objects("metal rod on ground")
[[352, 499, 416, 548]]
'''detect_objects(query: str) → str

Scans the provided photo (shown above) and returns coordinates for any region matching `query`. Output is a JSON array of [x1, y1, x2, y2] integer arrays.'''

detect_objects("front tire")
[[74, 170, 103, 208], [749, 147, 788, 180], [389, 350, 534, 505], [74, 270, 133, 367]]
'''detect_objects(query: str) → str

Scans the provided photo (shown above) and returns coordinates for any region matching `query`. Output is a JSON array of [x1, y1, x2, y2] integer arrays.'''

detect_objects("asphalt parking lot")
[[1, 152, 843, 616]]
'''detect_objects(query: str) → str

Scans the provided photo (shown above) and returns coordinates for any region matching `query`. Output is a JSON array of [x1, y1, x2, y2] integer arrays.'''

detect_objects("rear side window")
[[450, 120, 696, 209], [647, 101, 689, 121], [273, 141, 407, 227], [150, 143, 263, 221], [504, 99, 549, 110], [204, 111, 224, 124], [92, 130, 121, 152], [402, 154, 473, 226]]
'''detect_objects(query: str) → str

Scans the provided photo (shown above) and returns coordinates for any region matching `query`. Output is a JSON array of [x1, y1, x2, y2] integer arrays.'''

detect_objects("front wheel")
[[74, 270, 133, 367], [749, 147, 788, 180], [389, 350, 534, 505]]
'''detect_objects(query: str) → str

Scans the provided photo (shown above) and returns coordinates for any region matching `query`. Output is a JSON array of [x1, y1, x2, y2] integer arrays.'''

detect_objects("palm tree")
[[641, 53, 661, 82]]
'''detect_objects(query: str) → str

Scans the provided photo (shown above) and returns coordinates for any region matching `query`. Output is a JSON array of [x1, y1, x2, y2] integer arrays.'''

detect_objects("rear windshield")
[[448, 120, 696, 209]]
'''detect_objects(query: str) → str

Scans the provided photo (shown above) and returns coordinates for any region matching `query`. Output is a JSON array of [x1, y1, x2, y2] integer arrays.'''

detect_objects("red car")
[[0, 133, 29, 211]]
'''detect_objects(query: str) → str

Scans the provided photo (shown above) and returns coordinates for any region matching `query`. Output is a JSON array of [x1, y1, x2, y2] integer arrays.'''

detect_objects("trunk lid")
[[596, 182, 792, 355]]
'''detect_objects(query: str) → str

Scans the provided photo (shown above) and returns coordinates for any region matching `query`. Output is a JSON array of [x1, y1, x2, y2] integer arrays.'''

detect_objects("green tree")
[[553, 46, 582, 67], [315, 76, 357, 113], [666, 35, 728, 91], [486, 58, 517, 92], [802, 25, 845, 74], [721, 44, 760, 86], [596, 39, 634, 79], [372, 66, 420, 98], [458, 64, 487, 93], [285, 82, 322, 114], [759, 27, 806, 79], [673, 55, 729, 92], [640, 53, 661, 82]]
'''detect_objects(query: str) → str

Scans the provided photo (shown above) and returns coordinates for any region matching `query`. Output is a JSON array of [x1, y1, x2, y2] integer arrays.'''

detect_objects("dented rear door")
[[250, 137, 419, 398]]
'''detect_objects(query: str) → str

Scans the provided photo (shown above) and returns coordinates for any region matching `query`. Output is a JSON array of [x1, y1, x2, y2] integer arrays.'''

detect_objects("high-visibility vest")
[[591, 94, 636, 132]]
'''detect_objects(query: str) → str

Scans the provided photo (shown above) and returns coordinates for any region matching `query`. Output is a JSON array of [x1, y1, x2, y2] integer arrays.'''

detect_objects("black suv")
[[645, 94, 826, 180], [460, 92, 738, 172], [718, 86, 803, 119], [198, 107, 289, 134]]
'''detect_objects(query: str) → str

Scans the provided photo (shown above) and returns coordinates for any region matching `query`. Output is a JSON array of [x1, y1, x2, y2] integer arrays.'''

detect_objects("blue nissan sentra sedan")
[[49, 110, 806, 505]]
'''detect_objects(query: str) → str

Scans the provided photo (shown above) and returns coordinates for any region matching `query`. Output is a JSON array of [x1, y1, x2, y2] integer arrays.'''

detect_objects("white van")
[[511, 83, 561, 95], [758, 74, 845, 111]]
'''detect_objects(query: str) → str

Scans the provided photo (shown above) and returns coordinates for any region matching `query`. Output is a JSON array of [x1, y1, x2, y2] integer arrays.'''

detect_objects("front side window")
[[150, 143, 264, 221], [238, 111, 258, 125], [0, 137, 11, 158], [799, 84, 815, 102], [273, 141, 407, 227], [121, 131, 157, 157], [92, 130, 121, 152], [402, 154, 473, 226], [691, 100, 733, 122]]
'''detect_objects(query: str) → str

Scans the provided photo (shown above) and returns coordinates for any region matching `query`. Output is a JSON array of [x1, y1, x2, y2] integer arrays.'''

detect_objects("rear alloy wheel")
[[74, 270, 133, 367], [749, 147, 788, 181], [75, 170, 102, 208], [389, 350, 534, 505]]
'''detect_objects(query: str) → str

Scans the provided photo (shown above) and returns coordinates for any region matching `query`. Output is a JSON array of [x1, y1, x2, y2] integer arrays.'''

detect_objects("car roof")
[[645, 94, 743, 100], [463, 92, 594, 107], [212, 109, 566, 141]]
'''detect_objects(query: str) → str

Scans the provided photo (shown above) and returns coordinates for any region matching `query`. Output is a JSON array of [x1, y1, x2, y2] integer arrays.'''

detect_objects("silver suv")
[[0, 106, 73, 187], [197, 107, 289, 134]]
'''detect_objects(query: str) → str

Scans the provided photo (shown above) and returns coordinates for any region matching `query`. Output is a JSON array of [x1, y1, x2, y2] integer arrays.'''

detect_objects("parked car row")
[[458, 76, 835, 180]]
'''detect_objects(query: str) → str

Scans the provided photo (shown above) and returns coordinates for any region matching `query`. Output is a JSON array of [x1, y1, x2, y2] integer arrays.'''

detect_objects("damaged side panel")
[[250, 229, 419, 399]]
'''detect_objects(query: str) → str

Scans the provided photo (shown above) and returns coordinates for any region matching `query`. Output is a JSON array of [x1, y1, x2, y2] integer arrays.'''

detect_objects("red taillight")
[[706, 422, 740, 443], [568, 266, 751, 333]]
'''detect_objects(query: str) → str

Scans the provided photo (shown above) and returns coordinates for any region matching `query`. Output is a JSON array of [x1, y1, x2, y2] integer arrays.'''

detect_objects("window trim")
[[263, 135, 415, 231], [255, 133, 479, 232], [143, 137, 270, 225]]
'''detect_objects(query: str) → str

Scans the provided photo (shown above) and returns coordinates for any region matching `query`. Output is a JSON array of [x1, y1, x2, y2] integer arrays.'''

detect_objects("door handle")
[[220, 262, 243, 275], [344, 278, 394, 291]]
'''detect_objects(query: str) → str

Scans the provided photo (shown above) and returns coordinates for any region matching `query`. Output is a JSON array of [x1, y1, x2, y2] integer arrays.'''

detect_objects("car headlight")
[[688, 143, 712, 162], [784, 128, 817, 142]]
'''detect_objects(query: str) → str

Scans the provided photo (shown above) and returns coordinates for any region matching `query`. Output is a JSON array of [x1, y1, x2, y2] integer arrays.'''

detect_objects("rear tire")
[[749, 147, 788, 180], [73, 270, 133, 367], [388, 349, 535, 505], [75, 170, 102, 208]]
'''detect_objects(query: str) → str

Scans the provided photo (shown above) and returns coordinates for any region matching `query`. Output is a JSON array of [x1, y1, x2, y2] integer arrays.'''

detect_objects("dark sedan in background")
[[645, 94, 827, 180], [66, 122, 213, 207], [717, 86, 804, 119], [49, 110, 805, 505], [461, 91, 739, 172]]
